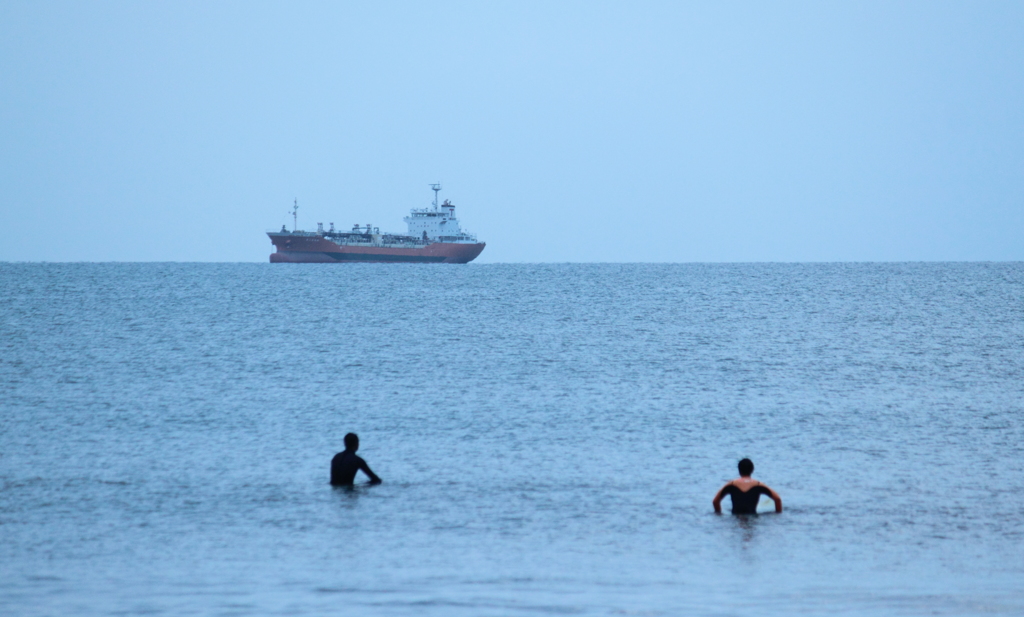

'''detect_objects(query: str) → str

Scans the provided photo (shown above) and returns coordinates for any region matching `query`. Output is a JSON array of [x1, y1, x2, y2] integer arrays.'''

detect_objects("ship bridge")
[[403, 184, 478, 243]]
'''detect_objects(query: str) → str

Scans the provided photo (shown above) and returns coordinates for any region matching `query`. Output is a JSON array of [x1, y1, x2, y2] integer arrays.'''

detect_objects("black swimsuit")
[[722, 483, 773, 514], [330, 450, 379, 485]]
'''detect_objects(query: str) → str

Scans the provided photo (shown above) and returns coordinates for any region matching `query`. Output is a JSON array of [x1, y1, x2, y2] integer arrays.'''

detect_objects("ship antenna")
[[292, 199, 298, 232], [430, 183, 441, 211]]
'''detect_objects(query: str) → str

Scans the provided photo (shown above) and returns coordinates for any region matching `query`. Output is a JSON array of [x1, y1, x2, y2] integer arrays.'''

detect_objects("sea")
[[1, 262, 1022, 616]]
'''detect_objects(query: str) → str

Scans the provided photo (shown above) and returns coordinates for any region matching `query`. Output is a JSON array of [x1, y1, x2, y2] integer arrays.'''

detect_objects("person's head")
[[738, 458, 754, 477], [344, 433, 359, 452]]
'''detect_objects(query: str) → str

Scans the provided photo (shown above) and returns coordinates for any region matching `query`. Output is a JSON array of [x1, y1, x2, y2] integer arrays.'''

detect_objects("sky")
[[1, 1, 1022, 262]]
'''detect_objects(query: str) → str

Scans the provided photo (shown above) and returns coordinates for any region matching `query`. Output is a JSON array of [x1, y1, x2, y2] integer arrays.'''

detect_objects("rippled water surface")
[[2, 263, 1023, 616]]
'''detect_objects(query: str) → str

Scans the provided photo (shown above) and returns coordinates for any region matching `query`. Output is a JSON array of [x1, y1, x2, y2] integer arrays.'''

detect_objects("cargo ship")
[[268, 184, 485, 263]]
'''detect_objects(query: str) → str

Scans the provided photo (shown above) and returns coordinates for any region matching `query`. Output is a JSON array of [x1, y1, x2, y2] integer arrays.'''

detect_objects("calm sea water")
[[2, 263, 1023, 616]]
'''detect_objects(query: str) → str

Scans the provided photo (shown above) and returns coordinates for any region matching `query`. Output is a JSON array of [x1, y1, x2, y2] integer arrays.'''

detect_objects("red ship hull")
[[268, 234, 485, 264]]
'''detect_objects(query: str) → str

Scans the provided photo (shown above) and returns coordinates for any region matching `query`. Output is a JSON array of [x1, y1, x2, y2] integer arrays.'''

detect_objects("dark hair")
[[738, 458, 754, 476], [344, 433, 359, 450]]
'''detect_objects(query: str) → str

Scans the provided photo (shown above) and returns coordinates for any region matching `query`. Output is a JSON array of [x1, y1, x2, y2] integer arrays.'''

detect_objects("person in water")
[[330, 433, 382, 486], [713, 459, 782, 514]]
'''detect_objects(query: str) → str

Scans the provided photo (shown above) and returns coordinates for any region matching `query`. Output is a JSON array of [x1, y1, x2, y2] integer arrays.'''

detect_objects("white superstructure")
[[403, 184, 478, 243]]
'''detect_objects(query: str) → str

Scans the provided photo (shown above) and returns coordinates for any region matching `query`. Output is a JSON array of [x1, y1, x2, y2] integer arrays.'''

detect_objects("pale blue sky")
[[1, 1, 1021, 262]]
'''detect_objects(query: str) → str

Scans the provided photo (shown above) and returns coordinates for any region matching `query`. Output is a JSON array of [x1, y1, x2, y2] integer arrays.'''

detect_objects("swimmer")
[[330, 433, 382, 486], [713, 458, 782, 514]]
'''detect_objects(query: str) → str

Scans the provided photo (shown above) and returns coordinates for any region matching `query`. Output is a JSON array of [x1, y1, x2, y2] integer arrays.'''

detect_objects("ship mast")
[[291, 199, 298, 232], [430, 183, 441, 211]]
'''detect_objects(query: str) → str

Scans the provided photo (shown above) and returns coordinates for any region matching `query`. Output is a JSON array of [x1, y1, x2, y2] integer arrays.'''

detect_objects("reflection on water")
[[733, 514, 760, 546]]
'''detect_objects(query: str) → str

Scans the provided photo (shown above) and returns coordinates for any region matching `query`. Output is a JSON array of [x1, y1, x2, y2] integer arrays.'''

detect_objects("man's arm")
[[360, 459, 382, 485], [762, 485, 782, 513], [329, 454, 341, 485], [712, 483, 731, 514]]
